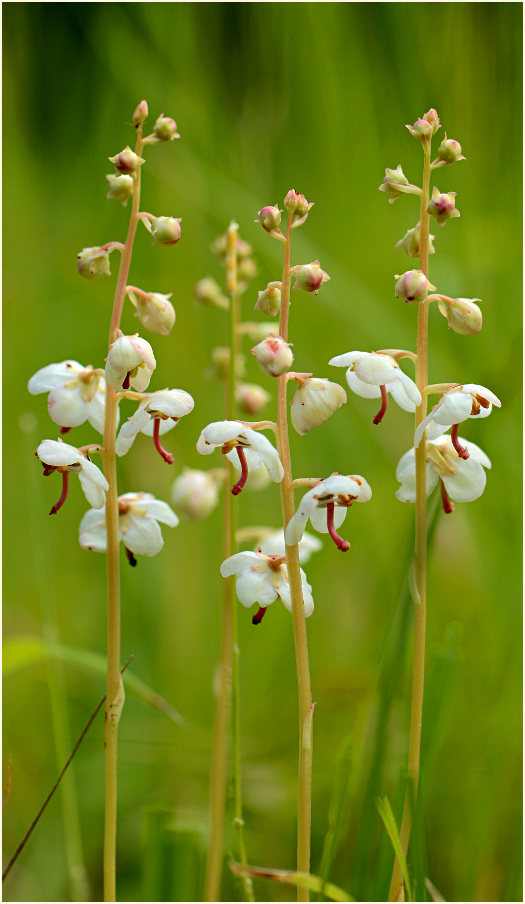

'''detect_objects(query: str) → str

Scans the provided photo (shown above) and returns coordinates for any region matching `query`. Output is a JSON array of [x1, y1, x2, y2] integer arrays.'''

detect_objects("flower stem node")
[[197, 421, 284, 494], [406, 108, 441, 140], [437, 296, 482, 335], [28, 360, 110, 433], [433, 135, 466, 167], [150, 216, 182, 245], [378, 165, 410, 203], [132, 100, 149, 125], [394, 269, 436, 303], [77, 246, 113, 279], [171, 468, 220, 520], [255, 205, 282, 234], [290, 376, 347, 435], [427, 187, 460, 226], [79, 491, 178, 557], [329, 350, 421, 422], [115, 389, 194, 459], [106, 173, 134, 206], [414, 383, 501, 450], [396, 434, 492, 512], [220, 549, 314, 619], [284, 190, 314, 227], [254, 282, 282, 317], [108, 146, 146, 174], [126, 286, 176, 335], [251, 336, 294, 377], [36, 439, 109, 512], [291, 261, 330, 295], [105, 333, 156, 392], [285, 473, 372, 552], [395, 224, 436, 258], [194, 277, 229, 311]]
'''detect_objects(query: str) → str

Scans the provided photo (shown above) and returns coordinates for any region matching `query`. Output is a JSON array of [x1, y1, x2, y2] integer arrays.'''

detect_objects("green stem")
[[388, 136, 431, 903], [277, 215, 314, 901], [102, 123, 144, 902]]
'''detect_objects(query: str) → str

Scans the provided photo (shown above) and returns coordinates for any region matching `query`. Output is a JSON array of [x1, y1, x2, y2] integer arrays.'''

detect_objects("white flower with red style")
[[116, 389, 194, 463], [258, 529, 322, 564], [285, 473, 372, 552], [105, 333, 156, 392], [220, 549, 314, 624], [414, 383, 501, 459], [197, 420, 284, 495], [36, 439, 109, 514], [28, 360, 111, 434], [79, 491, 178, 564], [329, 350, 421, 424]]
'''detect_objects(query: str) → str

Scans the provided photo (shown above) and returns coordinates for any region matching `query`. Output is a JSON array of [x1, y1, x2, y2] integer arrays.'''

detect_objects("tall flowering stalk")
[[29, 102, 193, 901]]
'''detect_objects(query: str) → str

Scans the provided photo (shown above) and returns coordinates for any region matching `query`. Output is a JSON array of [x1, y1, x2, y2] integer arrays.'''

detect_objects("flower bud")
[[254, 282, 282, 317], [237, 256, 258, 287], [291, 261, 330, 295], [284, 190, 314, 225], [251, 336, 294, 377], [106, 334, 156, 392], [291, 377, 347, 436], [427, 187, 460, 226], [108, 146, 145, 174], [194, 277, 229, 310], [151, 216, 182, 244], [255, 205, 282, 233], [172, 468, 220, 520], [394, 270, 436, 303], [378, 164, 409, 203], [435, 135, 466, 166], [106, 173, 134, 205], [395, 225, 436, 258], [77, 246, 111, 279], [406, 108, 441, 140], [236, 382, 271, 414], [152, 113, 180, 142], [133, 100, 148, 125], [127, 288, 175, 336], [438, 297, 482, 335]]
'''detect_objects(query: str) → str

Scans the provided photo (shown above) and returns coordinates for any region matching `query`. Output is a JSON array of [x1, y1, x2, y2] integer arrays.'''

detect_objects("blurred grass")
[[3, 3, 522, 902]]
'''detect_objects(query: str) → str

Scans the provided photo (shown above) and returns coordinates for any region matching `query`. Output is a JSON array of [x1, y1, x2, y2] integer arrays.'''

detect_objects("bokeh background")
[[3, 3, 522, 902]]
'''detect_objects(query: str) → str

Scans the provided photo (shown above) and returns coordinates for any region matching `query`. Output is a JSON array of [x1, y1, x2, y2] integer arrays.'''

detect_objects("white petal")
[[433, 392, 474, 424], [115, 406, 151, 456], [79, 508, 108, 552], [78, 459, 109, 508], [462, 439, 492, 469], [345, 369, 382, 400], [442, 457, 487, 502], [328, 351, 368, 368], [137, 497, 179, 527], [390, 370, 421, 409], [141, 417, 178, 438], [355, 355, 398, 386], [309, 504, 347, 533], [220, 551, 261, 577], [37, 439, 81, 466], [226, 446, 262, 471], [242, 427, 284, 482], [278, 569, 314, 617], [28, 361, 83, 394], [235, 569, 277, 607], [414, 411, 437, 448], [352, 475, 373, 502], [87, 385, 109, 434], [260, 530, 322, 564], [284, 488, 319, 544], [461, 383, 501, 408], [124, 515, 164, 556], [146, 389, 194, 418], [47, 385, 89, 427]]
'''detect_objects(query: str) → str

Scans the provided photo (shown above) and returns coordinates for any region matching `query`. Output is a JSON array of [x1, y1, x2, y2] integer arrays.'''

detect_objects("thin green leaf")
[[229, 861, 354, 902], [376, 797, 413, 902]]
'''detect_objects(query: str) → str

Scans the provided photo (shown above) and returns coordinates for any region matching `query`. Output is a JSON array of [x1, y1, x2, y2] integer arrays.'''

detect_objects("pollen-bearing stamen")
[[373, 384, 389, 425], [231, 446, 249, 496], [451, 423, 469, 460], [326, 501, 350, 551], [152, 417, 175, 464], [49, 470, 69, 515], [440, 479, 454, 514]]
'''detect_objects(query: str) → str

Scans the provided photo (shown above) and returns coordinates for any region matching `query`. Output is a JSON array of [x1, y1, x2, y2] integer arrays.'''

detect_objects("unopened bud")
[[133, 100, 149, 125], [395, 224, 436, 258], [284, 190, 314, 226], [151, 216, 182, 244], [251, 336, 294, 377], [172, 468, 219, 520], [435, 135, 466, 166], [236, 382, 271, 414], [291, 261, 330, 295], [427, 187, 460, 226], [406, 108, 440, 140], [127, 288, 175, 336], [194, 277, 229, 310], [152, 113, 180, 142], [106, 173, 134, 205], [291, 377, 347, 436], [255, 205, 282, 233], [77, 246, 111, 279], [438, 297, 482, 335], [394, 270, 436, 303], [379, 165, 410, 203], [108, 146, 145, 174], [254, 282, 282, 317]]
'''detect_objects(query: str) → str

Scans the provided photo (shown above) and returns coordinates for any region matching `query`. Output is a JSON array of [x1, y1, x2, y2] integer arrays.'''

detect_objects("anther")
[[49, 471, 69, 515], [326, 501, 350, 551], [231, 446, 249, 496], [152, 418, 175, 464], [451, 424, 469, 460], [373, 384, 388, 425], [252, 606, 267, 625]]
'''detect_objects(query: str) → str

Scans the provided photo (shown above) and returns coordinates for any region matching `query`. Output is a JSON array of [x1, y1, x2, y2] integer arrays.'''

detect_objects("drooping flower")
[[220, 549, 314, 624], [258, 529, 322, 564], [105, 333, 156, 392], [171, 468, 220, 520], [329, 350, 421, 424], [427, 187, 460, 226], [291, 261, 330, 295], [79, 491, 178, 563], [285, 473, 372, 552], [36, 439, 109, 514], [251, 336, 294, 377], [28, 360, 112, 433], [196, 420, 284, 495], [116, 389, 194, 462], [414, 383, 501, 458], [290, 377, 346, 435], [396, 434, 492, 514], [126, 286, 176, 336]]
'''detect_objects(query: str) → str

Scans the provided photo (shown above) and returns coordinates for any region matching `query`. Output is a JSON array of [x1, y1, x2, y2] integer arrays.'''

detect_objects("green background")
[[3, 3, 522, 902]]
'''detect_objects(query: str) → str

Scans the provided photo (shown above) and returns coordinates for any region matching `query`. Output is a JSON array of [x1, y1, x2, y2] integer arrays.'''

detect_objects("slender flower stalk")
[[277, 213, 314, 900], [101, 122, 144, 903]]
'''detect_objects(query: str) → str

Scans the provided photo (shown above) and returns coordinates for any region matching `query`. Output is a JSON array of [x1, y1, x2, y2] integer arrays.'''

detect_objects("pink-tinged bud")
[[438, 297, 483, 335], [427, 187, 460, 226], [127, 288, 176, 336], [236, 382, 271, 414], [394, 269, 436, 303], [172, 468, 220, 520], [378, 164, 409, 203], [133, 100, 149, 125], [106, 173, 134, 205], [436, 135, 466, 166], [108, 146, 145, 174], [290, 377, 347, 436], [406, 108, 440, 140], [77, 246, 111, 279], [151, 216, 182, 244], [152, 113, 180, 141], [284, 190, 314, 226], [254, 282, 282, 317], [194, 277, 229, 310], [255, 205, 282, 233], [395, 224, 436, 258], [291, 261, 330, 295], [251, 336, 294, 377]]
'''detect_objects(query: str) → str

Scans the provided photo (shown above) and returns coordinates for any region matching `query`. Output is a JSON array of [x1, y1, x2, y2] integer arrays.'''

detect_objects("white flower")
[[79, 491, 178, 562], [414, 384, 501, 454], [258, 529, 322, 564], [285, 473, 372, 551], [220, 549, 314, 623], [290, 377, 346, 435], [197, 420, 284, 495], [115, 389, 194, 462], [36, 439, 109, 513], [171, 468, 219, 520], [329, 350, 421, 423], [28, 360, 112, 433], [396, 434, 492, 513], [105, 333, 156, 392]]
